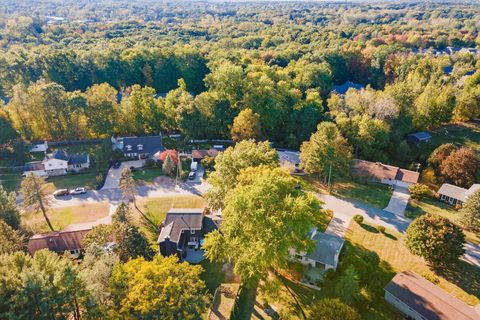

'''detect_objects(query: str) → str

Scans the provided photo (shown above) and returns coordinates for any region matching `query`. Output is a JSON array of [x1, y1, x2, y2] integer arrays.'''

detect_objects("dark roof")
[[157, 208, 204, 244], [28, 161, 45, 171], [306, 231, 344, 267], [203, 215, 222, 234], [123, 135, 164, 155], [332, 81, 364, 95], [0, 96, 11, 104], [443, 65, 453, 74], [28, 229, 91, 255], [385, 271, 480, 320], [395, 169, 420, 184], [68, 154, 89, 165], [464, 70, 475, 76], [407, 131, 432, 141], [51, 149, 70, 161]]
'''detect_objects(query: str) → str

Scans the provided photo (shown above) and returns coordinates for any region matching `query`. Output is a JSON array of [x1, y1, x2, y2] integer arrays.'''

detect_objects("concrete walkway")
[[384, 186, 410, 216]]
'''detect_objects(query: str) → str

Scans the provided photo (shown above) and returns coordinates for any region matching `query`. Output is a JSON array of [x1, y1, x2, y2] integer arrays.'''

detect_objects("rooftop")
[[306, 230, 344, 267], [353, 159, 419, 184], [438, 183, 468, 201], [332, 81, 364, 95], [385, 271, 480, 320], [28, 228, 91, 255], [123, 135, 164, 154], [157, 208, 205, 244]]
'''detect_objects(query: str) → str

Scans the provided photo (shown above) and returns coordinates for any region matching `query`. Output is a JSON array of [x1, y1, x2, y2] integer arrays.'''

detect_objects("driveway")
[[102, 160, 145, 190], [384, 186, 410, 216], [463, 242, 480, 267]]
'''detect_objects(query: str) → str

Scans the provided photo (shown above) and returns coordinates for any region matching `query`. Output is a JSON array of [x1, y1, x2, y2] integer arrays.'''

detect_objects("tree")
[[334, 266, 360, 305], [0, 185, 20, 229], [0, 250, 99, 320], [230, 108, 262, 142], [300, 122, 352, 183], [460, 189, 480, 232], [308, 298, 361, 320], [85, 83, 120, 137], [440, 147, 478, 188], [205, 140, 279, 210], [408, 183, 430, 200], [405, 214, 465, 266], [20, 173, 54, 231], [203, 166, 321, 283], [162, 153, 176, 177], [109, 255, 208, 319], [82, 204, 154, 262], [0, 220, 24, 254], [428, 143, 457, 172]]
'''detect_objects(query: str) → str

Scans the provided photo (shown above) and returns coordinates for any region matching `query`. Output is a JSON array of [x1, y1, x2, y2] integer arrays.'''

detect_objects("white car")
[[69, 187, 86, 195]]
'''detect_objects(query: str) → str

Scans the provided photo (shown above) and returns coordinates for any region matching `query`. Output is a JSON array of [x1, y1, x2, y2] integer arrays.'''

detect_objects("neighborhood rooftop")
[[384, 271, 480, 320], [353, 159, 420, 184], [28, 228, 92, 255], [332, 81, 364, 95], [122, 135, 164, 155], [157, 208, 205, 244], [306, 231, 344, 268]]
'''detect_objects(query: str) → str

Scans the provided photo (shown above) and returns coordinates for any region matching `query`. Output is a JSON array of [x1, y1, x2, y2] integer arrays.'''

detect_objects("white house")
[[438, 183, 480, 207], [29, 141, 48, 153], [43, 150, 70, 176], [24, 149, 90, 177], [290, 229, 344, 271]]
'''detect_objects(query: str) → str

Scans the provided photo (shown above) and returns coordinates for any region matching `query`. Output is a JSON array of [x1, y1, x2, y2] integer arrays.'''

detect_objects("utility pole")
[[327, 162, 332, 192]]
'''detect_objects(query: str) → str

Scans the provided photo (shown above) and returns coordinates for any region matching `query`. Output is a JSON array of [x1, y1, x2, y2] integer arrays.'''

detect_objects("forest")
[[0, 0, 479, 167]]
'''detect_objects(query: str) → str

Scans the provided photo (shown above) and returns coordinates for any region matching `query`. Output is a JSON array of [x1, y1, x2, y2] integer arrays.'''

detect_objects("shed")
[[407, 132, 432, 145]]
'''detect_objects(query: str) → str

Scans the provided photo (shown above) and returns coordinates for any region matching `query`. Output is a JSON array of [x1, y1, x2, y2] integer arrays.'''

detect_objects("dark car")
[[53, 189, 70, 197], [188, 171, 196, 180]]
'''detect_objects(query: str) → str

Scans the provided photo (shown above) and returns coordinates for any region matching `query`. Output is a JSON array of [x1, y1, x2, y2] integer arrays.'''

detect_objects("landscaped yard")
[[346, 221, 480, 306], [133, 167, 163, 184], [46, 172, 101, 191], [406, 198, 480, 245], [22, 202, 109, 233]]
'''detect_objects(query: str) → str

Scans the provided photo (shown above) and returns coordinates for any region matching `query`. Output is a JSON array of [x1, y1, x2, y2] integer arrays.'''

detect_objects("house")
[[290, 229, 344, 271], [29, 140, 49, 153], [332, 81, 364, 95], [191, 148, 220, 162], [407, 132, 432, 145], [23, 149, 90, 177], [352, 159, 419, 188], [28, 228, 92, 258], [438, 183, 480, 207], [157, 208, 222, 261], [112, 135, 164, 159], [384, 271, 480, 320]]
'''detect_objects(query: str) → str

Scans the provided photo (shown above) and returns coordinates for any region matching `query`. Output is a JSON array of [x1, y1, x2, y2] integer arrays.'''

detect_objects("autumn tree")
[[428, 143, 457, 172], [20, 173, 54, 231], [0, 185, 20, 229], [205, 140, 279, 210], [405, 214, 465, 266], [162, 153, 176, 177], [300, 122, 352, 183], [460, 189, 480, 232], [408, 183, 430, 200], [308, 298, 361, 320], [203, 166, 321, 283], [440, 147, 478, 188], [109, 255, 208, 319], [85, 83, 120, 137], [230, 108, 262, 142]]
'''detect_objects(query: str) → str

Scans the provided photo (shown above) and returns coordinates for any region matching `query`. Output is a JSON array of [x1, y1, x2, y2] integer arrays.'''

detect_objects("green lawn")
[[46, 172, 101, 190], [133, 167, 163, 184], [406, 198, 480, 245], [346, 221, 480, 306], [0, 174, 23, 192]]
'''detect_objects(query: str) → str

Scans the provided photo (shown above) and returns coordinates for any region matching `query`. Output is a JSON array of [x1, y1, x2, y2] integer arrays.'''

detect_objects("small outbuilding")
[[29, 140, 49, 153], [407, 132, 432, 145], [332, 81, 364, 95]]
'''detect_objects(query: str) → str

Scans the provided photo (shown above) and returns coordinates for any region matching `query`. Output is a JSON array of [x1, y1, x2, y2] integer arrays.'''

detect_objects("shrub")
[[353, 215, 363, 224], [144, 158, 156, 167], [409, 183, 430, 200], [377, 225, 385, 233]]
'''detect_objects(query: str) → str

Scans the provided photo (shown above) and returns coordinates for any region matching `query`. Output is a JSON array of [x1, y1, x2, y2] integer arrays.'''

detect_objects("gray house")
[[157, 208, 221, 261], [112, 135, 164, 159], [384, 271, 480, 320]]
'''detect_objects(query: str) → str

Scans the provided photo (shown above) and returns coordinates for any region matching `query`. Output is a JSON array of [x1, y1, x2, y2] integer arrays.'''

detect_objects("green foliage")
[[204, 166, 321, 283], [162, 153, 176, 177], [353, 215, 364, 224], [205, 140, 279, 210], [20, 173, 54, 231], [0, 185, 20, 229], [460, 189, 480, 232], [408, 183, 430, 200], [439, 147, 478, 188], [109, 255, 208, 319], [405, 214, 465, 266], [377, 225, 386, 233], [428, 143, 457, 171], [0, 220, 24, 254], [230, 108, 262, 142], [308, 298, 361, 320], [0, 250, 99, 320], [334, 265, 360, 306], [201, 156, 215, 171]]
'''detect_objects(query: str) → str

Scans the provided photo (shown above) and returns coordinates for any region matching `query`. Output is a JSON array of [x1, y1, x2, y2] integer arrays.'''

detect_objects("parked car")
[[53, 189, 70, 197], [69, 187, 86, 195], [113, 161, 121, 169], [188, 171, 196, 180]]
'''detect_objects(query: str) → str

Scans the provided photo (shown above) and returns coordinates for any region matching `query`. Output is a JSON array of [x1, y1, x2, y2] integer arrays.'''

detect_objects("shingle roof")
[[438, 183, 467, 201], [123, 135, 164, 155], [353, 159, 419, 184], [68, 154, 89, 165], [407, 131, 432, 142], [395, 169, 420, 184], [332, 81, 364, 95], [28, 228, 91, 255], [51, 149, 70, 161], [465, 184, 480, 199], [157, 208, 204, 244], [305, 231, 344, 267], [192, 148, 219, 159], [385, 271, 480, 320]]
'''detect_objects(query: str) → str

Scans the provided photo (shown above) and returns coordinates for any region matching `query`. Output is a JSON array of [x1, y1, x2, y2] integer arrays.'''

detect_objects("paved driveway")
[[384, 186, 410, 216], [102, 160, 144, 190]]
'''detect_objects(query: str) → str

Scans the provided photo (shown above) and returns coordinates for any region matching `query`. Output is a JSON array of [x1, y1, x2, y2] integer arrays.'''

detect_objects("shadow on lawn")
[[359, 223, 379, 233], [433, 261, 480, 299]]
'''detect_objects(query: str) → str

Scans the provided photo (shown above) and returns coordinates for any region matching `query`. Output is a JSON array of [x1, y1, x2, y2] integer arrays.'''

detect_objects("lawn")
[[208, 283, 240, 320], [46, 172, 101, 191], [346, 221, 480, 306], [22, 202, 109, 233], [303, 175, 393, 209], [133, 167, 163, 184], [406, 198, 480, 245]]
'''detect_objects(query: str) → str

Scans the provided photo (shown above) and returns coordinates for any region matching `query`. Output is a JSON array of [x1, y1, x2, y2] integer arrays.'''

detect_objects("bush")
[[353, 215, 363, 224], [377, 225, 385, 233], [409, 183, 430, 200]]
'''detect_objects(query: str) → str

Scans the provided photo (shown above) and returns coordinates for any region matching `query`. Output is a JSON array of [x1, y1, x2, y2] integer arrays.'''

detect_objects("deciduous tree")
[[0, 220, 24, 254], [460, 189, 480, 232], [440, 147, 478, 188], [230, 108, 262, 142]]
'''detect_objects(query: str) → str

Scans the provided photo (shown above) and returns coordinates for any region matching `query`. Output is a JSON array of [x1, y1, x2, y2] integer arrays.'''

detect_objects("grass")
[[0, 174, 23, 192], [346, 222, 480, 306], [303, 175, 393, 209], [406, 198, 480, 245], [133, 167, 163, 184], [22, 202, 109, 233], [46, 172, 101, 190], [208, 283, 240, 320]]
